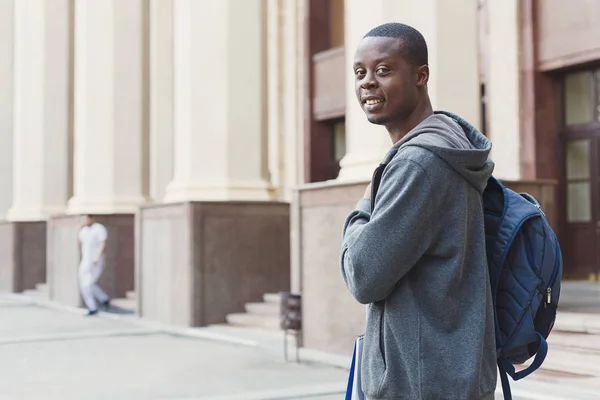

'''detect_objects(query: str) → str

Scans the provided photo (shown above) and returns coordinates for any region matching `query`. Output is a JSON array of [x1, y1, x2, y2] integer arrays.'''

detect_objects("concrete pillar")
[[266, 0, 305, 291], [267, 0, 284, 199], [67, 0, 149, 214], [487, 0, 521, 180], [337, 0, 480, 182], [164, 0, 274, 202], [149, 0, 173, 203], [7, 0, 73, 221], [0, 0, 14, 220], [282, 0, 305, 199], [267, 0, 305, 202]]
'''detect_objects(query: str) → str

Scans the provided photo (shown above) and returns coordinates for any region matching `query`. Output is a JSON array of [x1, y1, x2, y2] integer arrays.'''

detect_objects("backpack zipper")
[[545, 236, 561, 305]]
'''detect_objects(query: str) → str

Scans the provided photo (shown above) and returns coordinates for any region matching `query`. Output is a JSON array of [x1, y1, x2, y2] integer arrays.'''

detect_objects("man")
[[340, 23, 497, 399], [78, 214, 110, 316]]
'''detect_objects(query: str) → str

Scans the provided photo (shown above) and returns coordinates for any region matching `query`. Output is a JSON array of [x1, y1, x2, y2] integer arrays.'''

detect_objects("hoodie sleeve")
[[340, 157, 445, 304]]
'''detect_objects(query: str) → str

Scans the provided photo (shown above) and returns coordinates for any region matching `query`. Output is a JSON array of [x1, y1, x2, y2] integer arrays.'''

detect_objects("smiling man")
[[340, 23, 497, 399]]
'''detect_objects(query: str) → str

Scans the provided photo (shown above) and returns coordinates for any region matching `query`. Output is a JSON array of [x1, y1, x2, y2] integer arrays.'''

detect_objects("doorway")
[[562, 69, 600, 277]]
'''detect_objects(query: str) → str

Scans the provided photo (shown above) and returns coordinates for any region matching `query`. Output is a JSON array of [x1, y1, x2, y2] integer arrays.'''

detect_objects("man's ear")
[[416, 65, 429, 86]]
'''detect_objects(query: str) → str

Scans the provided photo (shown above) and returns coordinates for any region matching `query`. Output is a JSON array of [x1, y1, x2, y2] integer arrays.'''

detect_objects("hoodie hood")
[[383, 110, 494, 193]]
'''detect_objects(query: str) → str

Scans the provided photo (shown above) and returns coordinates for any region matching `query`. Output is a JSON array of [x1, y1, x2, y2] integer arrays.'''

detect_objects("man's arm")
[[340, 157, 445, 304], [93, 241, 106, 264], [93, 226, 108, 264]]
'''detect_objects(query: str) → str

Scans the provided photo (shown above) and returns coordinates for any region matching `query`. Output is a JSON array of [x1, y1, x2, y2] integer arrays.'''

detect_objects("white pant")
[[78, 259, 109, 311]]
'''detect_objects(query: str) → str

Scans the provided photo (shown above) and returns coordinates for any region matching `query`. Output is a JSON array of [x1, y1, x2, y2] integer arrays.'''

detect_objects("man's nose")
[[361, 72, 378, 89]]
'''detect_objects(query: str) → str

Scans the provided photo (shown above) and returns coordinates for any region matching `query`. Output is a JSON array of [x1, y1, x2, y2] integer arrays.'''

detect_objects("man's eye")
[[376, 67, 389, 74], [355, 69, 365, 76]]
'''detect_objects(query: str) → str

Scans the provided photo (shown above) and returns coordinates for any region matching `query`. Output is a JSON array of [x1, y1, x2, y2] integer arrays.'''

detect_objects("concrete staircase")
[[225, 292, 281, 330], [110, 290, 137, 313], [22, 282, 49, 301], [518, 312, 600, 392]]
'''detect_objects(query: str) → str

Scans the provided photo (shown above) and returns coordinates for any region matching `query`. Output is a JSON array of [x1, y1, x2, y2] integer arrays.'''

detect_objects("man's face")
[[353, 37, 424, 126], [84, 216, 94, 226]]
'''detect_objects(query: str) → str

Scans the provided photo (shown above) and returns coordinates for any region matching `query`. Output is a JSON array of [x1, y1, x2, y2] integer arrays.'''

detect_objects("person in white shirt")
[[77, 214, 110, 316]]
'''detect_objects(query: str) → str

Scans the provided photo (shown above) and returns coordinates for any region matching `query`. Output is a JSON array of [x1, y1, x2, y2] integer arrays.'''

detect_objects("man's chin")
[[366, 114, 387, 125]]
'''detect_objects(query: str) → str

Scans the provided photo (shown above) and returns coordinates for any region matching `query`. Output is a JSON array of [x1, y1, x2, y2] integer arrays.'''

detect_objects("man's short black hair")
[[363, 22, 428, 66]]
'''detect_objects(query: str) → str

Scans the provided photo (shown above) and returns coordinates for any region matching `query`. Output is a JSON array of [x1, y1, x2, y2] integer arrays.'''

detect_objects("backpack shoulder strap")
[[485, 178, 540, 289], [370, 162, 388, 213]]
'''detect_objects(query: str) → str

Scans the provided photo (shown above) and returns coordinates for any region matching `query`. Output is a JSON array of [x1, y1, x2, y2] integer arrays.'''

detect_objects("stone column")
[[338, 0, 480, 182], [487, 0, 521, 180], [265, 0, 305, 292], [266, 0, 305, 202], [67, 0, 149, 214], [164, 0, 274, 202], [149, 0, 173, 202], [7, 0, 73, 221], [0, 0, 14, 220]]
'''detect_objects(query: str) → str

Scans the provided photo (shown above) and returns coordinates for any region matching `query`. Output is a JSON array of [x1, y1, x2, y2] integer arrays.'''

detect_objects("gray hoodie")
[[341, 111, 497, 400]]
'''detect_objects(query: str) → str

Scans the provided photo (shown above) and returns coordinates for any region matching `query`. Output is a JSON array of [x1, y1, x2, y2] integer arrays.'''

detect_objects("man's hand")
[[363, 183, 372, 200], [93, 240, 106, 266]]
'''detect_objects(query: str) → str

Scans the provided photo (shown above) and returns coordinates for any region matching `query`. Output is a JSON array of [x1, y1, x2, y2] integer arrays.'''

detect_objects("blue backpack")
[[483, 176, 563, 400]]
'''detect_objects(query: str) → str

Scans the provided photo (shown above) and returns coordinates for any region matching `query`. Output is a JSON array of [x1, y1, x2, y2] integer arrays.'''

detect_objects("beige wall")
[[293, 181, 368, 355], [536, 0, 600, 70], [0, 0, 13, 220]]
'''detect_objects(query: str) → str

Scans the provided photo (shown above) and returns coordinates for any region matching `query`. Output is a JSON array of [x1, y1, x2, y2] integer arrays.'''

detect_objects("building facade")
[[0, 0, 599, 352]]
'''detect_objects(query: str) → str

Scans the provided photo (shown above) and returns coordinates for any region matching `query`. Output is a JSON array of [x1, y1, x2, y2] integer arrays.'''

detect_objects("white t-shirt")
[[78, 223, 108, 263]]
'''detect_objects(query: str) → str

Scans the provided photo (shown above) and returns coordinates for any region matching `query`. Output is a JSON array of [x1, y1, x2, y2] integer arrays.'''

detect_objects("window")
[[564, 71, 593, 126], [332, 121, 346, 162], [566, 139, 592, 223], [329, 0, 344, 48]]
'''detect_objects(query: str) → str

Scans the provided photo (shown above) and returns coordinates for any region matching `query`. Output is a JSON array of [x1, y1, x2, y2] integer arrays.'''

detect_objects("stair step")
[[263, 293, 281, 304], [245, 302, 279, 316], [226, 313, 280, 330], [523, 344, 600, 377], [126, 290, 136, 300], [22, 289, 49, 301], [35, 283, 48, 292], [110, 297, 136, 311], [554, 312, 600, 335], [548, 331, 600, 352], [207, 323, 284, 343]]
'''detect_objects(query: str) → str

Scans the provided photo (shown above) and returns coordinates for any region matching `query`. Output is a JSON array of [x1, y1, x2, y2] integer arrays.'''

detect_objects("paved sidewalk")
[[2, 294, 600, 399], [0, 296, 348, 400]]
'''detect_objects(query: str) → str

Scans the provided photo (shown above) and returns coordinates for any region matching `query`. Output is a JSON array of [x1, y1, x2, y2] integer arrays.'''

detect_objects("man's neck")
[[386, 100, 434, 144]]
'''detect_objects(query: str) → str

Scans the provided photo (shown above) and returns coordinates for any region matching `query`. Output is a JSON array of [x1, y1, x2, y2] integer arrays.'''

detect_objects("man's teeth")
[[366, 99, 383, 105]]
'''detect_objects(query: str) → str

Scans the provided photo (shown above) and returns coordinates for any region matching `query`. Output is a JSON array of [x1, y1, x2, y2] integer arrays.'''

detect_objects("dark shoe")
[[102, 299, 111, 311], [86, 309, 98, 316]]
